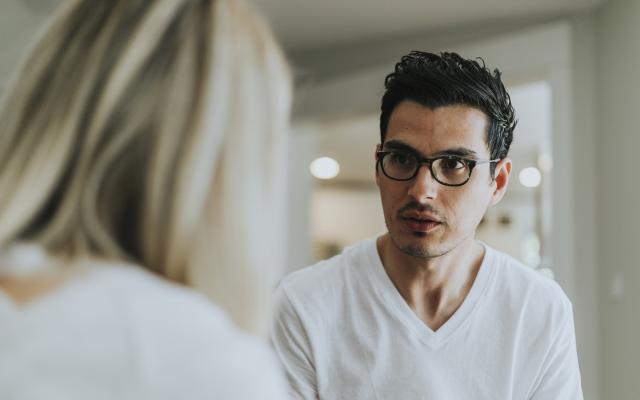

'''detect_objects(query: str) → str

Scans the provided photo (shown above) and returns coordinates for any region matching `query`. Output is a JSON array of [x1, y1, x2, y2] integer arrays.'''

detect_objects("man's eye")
[[441, 157, 466, 170], [389, 152, 412, 165]]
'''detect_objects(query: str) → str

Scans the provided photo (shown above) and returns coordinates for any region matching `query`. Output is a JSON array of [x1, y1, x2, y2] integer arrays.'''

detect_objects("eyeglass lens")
[[381, 151, 471, 185]]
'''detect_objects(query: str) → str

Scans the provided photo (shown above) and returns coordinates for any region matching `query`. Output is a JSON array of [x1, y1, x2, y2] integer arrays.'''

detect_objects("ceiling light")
[[519, 167, 542, 188], [310, 157, 340, 180]]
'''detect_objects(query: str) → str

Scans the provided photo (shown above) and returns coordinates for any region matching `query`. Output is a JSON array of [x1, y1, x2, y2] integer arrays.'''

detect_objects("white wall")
[[595, 0, 640, 398], [569, 12, 601, 400], [312, 187, 385, 251], [286, 126, 317, 274]]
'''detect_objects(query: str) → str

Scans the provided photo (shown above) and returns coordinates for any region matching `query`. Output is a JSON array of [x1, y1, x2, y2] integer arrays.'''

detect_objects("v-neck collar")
[[364, 237, 496, 349]]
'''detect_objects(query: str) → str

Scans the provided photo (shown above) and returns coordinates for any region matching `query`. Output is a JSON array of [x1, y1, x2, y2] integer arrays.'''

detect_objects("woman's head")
[[0, 0, 291, 334]]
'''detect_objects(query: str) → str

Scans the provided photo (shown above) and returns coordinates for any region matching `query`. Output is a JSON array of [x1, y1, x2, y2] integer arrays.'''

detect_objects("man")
[[271, 51, 583, 399]]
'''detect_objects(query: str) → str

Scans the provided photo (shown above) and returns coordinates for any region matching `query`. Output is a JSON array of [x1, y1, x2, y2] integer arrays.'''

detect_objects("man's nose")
[[407, 164, 438, 202]]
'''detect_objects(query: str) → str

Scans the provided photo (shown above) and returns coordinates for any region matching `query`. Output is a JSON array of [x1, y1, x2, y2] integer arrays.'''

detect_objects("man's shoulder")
[[490, 247, 566, 294], [487, 246, 573, 322]]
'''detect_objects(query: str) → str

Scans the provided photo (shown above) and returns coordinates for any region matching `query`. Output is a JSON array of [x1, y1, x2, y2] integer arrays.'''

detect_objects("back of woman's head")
[[0, 0, 291, 335]]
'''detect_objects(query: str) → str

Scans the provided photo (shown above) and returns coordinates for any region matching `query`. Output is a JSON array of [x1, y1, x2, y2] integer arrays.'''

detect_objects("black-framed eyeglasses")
[[376, 149, 500, 187]]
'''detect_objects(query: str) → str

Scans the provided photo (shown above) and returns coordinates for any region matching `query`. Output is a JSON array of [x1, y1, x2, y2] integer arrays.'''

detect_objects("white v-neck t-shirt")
[[0, 261, 287, 400], [271, 237, 583, 399]]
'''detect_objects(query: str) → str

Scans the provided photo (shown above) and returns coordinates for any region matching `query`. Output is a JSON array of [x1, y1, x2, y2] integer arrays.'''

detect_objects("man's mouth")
[[402, 216, 443, 233]]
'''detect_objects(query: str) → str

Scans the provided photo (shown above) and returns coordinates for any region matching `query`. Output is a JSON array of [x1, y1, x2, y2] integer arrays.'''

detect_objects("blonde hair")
[[0, 0, 291, 335]]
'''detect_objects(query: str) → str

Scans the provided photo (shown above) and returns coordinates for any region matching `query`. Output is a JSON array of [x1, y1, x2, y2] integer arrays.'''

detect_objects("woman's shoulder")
[[82, 261, 256, 344], [84, 261, 288, 398]]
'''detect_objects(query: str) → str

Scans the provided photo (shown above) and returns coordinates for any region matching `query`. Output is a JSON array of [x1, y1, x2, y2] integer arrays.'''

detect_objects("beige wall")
[[595, 0, 640, 398]]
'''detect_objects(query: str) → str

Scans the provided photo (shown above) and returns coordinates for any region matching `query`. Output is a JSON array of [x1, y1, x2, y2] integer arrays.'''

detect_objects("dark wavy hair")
[[380, 51, 517, 173]]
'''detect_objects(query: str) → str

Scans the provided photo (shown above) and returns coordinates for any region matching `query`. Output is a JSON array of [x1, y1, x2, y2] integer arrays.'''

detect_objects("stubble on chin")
[[399, 238, 450, 259], [387, 228, 450, 259]]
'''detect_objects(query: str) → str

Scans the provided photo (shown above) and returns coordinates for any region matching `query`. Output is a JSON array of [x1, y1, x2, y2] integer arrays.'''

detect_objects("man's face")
[[376, 100, 511, 258]]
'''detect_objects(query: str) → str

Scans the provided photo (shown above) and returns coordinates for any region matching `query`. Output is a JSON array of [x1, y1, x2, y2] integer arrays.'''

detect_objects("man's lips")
[[402, 211, 442, 223], [401, 214, 443, 232]]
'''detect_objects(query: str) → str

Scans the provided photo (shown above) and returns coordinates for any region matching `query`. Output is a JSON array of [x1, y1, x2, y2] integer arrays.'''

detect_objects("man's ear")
[[490, 158, 512, 206]]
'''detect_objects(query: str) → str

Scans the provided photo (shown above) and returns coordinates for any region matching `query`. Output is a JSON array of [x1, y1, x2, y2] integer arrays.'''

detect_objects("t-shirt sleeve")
[[270, 283, 319, 400], [528, 303, 584, 400]]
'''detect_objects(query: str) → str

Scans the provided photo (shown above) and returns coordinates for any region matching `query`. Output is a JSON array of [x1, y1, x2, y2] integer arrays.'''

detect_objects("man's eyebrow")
[[432, 147, 479, 157], [381, 140, 418, 153], [382, 140, 479, 158]]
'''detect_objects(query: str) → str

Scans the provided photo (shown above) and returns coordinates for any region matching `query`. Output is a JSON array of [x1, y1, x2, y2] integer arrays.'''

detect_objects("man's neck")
[[376, 233, 485, 331]]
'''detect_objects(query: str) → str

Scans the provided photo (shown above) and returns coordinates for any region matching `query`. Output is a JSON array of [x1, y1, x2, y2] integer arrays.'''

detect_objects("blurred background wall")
[[1, 0, 639, 398], [595, 1, 640, 398]]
